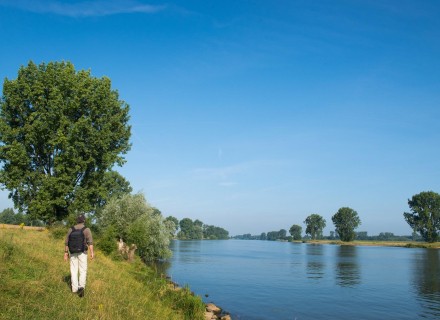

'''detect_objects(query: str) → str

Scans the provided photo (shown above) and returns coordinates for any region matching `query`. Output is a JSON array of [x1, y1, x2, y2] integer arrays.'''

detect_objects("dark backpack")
[[68, 226, 87, 254]]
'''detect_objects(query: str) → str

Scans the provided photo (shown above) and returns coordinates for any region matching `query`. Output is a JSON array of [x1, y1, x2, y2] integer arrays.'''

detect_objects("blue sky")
[[0, 0, 439, 236]]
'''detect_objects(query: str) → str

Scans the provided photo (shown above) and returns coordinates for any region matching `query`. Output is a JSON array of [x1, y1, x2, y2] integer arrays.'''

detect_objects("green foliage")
[[178, 218, 203, 240], [127, 260, 205, 320], [165, 216, 179, 237], [233, 233, 255, 240], [97, 225, 118, 255], [289, 224, 302, 240], [99, 193, 172, 261], [100, 193, 149, 240], [203, 225, 229, 240], [126, 214, 172, 260], [176, 218, 229, 240], [0, 61, 131, 223], [332, 207, 361, 242], [266, 229, 287, 241], [0, 208, 18, 224], [164, 286, 206, 320], [95, 171, 133, 212], [48, 222, 68, 240], [404, 191, 440, 243], [304, 214, 326, 240]]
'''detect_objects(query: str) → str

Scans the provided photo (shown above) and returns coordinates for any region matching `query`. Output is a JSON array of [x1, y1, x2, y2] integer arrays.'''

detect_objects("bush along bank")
[[163, 276, 232, 320]]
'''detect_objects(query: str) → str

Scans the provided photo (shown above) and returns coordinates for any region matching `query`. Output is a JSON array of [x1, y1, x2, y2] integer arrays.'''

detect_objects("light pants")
[[70, 252, 88, 292]]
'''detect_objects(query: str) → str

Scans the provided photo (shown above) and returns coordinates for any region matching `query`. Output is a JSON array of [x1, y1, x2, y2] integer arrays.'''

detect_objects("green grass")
[[0, 228, 205, 320]]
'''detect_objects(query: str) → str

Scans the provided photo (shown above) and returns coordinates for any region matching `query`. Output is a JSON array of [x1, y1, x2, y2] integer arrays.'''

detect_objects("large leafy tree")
[[304, 214, 326, 240], [0, 61, 131, 223], [404, 191, 440, 243], [332, 207, 361, 242], [289, 224, 302, 240]]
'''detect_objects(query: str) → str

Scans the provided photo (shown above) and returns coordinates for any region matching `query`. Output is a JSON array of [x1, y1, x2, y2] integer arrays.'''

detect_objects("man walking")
[[64, 214, 94, 297]]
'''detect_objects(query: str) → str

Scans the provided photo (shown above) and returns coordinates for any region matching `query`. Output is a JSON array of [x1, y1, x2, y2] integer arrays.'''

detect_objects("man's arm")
[[89, 245, 94, 260], [64, 245, 69, 261], [64, 229, 71, 262], [84, 228, 94, 260]]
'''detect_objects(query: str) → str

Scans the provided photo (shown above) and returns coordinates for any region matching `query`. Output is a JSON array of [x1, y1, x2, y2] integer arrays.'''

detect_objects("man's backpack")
[[68, 226, 87, 254]]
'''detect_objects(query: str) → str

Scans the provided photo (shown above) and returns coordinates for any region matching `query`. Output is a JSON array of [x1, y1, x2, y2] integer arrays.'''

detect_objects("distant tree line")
[[233, 191, 440, 243], [0, 208, 44, 226], [353, 231, 420, 242], [233, 206, 361, 242], [233, 229, 417, 242], [164, 216, 229, 240]]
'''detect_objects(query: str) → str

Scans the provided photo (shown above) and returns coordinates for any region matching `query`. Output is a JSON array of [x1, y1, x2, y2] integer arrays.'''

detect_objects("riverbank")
[[162, 271, 231, 320], [0, 227, 206, 320], [303, 239, 440, 248]]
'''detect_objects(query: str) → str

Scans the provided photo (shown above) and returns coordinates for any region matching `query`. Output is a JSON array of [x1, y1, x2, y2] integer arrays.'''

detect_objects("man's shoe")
[[78, 287, 84, 298]]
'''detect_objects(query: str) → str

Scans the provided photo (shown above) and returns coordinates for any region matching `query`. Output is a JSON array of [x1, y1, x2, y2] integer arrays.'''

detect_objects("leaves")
[[404, 191, 440, 243], [332, 207, 361, 242], [0, 61, 131, 222], [289, 224, 302, 240], [100, 193, 172, 261], [304, 214, 326, 240]]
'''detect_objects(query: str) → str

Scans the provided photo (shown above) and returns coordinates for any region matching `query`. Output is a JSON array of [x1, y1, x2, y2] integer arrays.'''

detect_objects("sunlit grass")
[[0, 228, 205, 320]]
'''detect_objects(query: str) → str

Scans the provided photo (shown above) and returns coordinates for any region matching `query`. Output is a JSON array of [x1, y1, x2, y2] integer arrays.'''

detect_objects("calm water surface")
[[158, 240, 440, 320]]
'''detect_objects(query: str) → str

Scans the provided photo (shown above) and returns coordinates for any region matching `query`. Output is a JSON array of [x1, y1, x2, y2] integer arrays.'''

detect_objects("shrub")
[[48, 223, 68, 240], [99, 193, 172, 261], [97, 225, 118, 255]]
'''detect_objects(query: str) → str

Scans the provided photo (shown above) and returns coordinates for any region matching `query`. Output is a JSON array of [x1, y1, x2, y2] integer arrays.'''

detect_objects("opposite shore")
[[301, 239, 440, 249]]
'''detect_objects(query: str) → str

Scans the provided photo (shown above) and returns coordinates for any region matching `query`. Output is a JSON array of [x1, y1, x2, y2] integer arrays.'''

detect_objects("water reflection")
[[158, 241, 440, 319], [335, 245, 361, 287], [174, 240, 203, 263], [306, 244, 325, 280], [412, 249, 440, 318]]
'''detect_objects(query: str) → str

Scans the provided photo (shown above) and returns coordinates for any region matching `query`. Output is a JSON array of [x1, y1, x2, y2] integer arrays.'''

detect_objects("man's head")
[[77, 214, 86, 224]]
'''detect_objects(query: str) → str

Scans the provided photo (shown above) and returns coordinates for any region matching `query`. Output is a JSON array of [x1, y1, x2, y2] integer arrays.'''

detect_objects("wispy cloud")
[[190, 159, 289, 187], [191, 162, 250, 181], [218, 182, 238, 187], [0, 0, 167, 17]]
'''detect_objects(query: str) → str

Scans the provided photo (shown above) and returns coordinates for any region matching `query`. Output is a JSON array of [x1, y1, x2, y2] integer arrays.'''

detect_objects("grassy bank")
[[0, 227, 205, 320], [304, 239, 440, 248]]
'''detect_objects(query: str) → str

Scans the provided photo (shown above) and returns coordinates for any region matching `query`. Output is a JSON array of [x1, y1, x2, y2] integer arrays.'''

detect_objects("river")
[[157, 240, 440, 319]]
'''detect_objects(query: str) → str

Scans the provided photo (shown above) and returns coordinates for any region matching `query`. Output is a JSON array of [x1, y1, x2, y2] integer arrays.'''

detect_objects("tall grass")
[[0, 228, 205, 320]]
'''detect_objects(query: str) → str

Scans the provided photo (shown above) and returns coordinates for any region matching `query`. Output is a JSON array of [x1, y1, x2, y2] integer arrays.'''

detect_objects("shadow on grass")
[[62, 274, 71, 290]]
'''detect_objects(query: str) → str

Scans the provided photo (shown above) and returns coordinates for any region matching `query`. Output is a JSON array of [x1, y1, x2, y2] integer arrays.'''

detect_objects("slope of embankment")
[[0, 226, 205, 320]]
